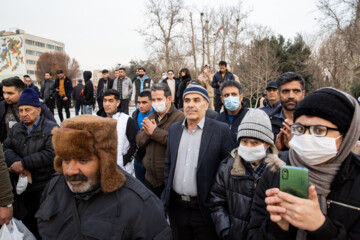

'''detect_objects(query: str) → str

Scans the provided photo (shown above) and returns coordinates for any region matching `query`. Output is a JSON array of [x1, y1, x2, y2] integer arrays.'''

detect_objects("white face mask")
[[289, 134, 341, 165], [152, 101, 167, 114], [238, 143, 267, 162]]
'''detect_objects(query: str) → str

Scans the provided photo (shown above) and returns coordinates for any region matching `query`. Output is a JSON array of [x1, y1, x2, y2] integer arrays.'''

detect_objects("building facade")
[[0, 29, 65, 82]]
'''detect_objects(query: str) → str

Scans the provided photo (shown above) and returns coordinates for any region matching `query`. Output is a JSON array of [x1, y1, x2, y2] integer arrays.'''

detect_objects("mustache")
[[185, 108, 198, 113], [65, 174, 88, 182]]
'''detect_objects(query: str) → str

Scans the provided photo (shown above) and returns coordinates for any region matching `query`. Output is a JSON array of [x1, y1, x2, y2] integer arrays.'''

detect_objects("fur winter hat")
[[51, 115, 125, 193]]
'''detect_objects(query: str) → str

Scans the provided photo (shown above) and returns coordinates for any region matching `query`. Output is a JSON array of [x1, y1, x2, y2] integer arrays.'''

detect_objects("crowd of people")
[[0, 60, 359, 240]]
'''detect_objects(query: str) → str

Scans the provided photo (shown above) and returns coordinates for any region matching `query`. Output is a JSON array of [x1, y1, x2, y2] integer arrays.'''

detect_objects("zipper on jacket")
[[326, 199, 360, 211]]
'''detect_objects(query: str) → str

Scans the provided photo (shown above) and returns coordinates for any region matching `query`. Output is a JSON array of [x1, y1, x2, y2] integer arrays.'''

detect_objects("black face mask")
[[139, 74, 144, 78]]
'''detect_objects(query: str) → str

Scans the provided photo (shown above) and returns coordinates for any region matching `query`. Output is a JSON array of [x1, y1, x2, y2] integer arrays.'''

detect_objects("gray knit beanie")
[[237, 109, 274, 144]]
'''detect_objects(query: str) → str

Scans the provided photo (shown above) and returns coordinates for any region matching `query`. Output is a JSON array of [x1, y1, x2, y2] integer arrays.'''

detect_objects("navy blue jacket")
[[162, 117, 233, 224], [215, 107, 249, 149], [211, 70, 235, 96]]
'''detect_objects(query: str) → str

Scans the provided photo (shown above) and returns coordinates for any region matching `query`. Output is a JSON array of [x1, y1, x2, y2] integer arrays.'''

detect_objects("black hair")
[[23, 75, 30, 78], [56, 70, 63, 74], [220, 80, 243, 95], [102, 69, 109, 74], [276, 72, 305, 90], [219, 60, 227, 67], [138, 90, 152, 100], [179, 68, 191, 79], [104, 89, 120, 100], [151, 82, 171, 97], [167, 70, 174, 74], [138, 67, 146, 72], [118, 67, 126, 72], [2, 77, 26, 92], [45, 72, 52, 76]]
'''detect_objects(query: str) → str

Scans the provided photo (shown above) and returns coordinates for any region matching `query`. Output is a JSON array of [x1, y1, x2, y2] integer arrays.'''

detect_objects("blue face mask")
[[224, 96, 240, 111]]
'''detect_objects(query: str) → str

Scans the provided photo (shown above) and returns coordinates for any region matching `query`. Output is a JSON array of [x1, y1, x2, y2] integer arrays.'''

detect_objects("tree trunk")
[[190, 13, 198, 77]]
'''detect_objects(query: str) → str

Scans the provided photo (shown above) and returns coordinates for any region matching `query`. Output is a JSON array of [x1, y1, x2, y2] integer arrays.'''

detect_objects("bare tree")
[[36, 51, 80, 82], [141, 0, 184, 70], [317, 0, 360, 92]]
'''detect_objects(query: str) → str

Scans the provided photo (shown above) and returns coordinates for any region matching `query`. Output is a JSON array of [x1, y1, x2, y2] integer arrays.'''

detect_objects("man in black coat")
[[96, 69, 113, 111], [54, 69, 73, 122], [162, 83, 232, 240], [72, 79, 84, 116], [211, 61, 235, 113], [40, 72, 56, 114], [36, 115, 171, 239], [4, 88, 58, 238], [82, 71, 95, 114], [0, 77, 55, 143]]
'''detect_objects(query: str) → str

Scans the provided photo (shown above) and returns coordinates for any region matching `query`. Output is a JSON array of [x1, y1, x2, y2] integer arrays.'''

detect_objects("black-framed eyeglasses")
[[291, 124, 339, 137]]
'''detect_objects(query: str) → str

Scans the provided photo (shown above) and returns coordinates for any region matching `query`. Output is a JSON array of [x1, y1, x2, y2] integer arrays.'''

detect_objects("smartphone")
[[280, 166, 308, 198]]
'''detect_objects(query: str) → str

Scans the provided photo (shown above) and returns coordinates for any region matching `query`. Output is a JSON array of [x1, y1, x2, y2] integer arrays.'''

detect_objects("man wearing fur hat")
[[210, 109, 278, 240], [162, 82, 232, 240], [97, 89, 138, 174], [3, 88, 58, 238], [36, 115, 171, 239], [248, 88, 360, 239]]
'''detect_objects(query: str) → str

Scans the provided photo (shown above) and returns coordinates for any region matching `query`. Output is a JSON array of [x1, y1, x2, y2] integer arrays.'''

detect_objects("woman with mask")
[[176, 68, 192, 109], [210, 108, 282, 240], [248, 88, 360, 240]]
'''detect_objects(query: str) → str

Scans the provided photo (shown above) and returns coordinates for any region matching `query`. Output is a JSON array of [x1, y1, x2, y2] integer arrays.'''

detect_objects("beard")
[[282, 99, 299, 111]]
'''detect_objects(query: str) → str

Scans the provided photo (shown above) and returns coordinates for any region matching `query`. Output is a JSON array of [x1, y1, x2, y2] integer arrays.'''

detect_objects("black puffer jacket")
[[210, 148, 280, 240], [4, 116, 58, 192], [36, 172, 172, 239], [247, 152, 360, 240]]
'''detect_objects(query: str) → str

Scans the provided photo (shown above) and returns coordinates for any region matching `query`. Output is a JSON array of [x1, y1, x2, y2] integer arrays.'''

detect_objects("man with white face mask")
[[216, 80, 249, 148], [136, 82, 184, 198], [210, 108, 280, 240], [248, 88, 360, 240]]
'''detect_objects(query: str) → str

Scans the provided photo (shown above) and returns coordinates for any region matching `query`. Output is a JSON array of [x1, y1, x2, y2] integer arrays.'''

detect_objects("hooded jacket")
[[82, 71, 95, 105]]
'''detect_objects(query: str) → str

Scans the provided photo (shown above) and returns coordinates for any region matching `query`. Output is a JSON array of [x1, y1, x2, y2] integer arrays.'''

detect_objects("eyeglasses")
[[291, 124, 339, 137]]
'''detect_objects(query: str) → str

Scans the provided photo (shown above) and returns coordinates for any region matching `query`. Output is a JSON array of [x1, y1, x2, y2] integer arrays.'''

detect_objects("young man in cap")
[[36, 115, 171, 239], [260, 80, 281, 116], [96, 69, 113, 111], [54, 70, 73, 122], [248, 88, 360, 239], [4, 88, 58, 238], [162, 82, 232, 240]]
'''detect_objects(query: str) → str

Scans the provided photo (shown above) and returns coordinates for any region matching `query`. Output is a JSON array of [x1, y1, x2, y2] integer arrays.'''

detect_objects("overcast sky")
[[1, 0, 320, 71]]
